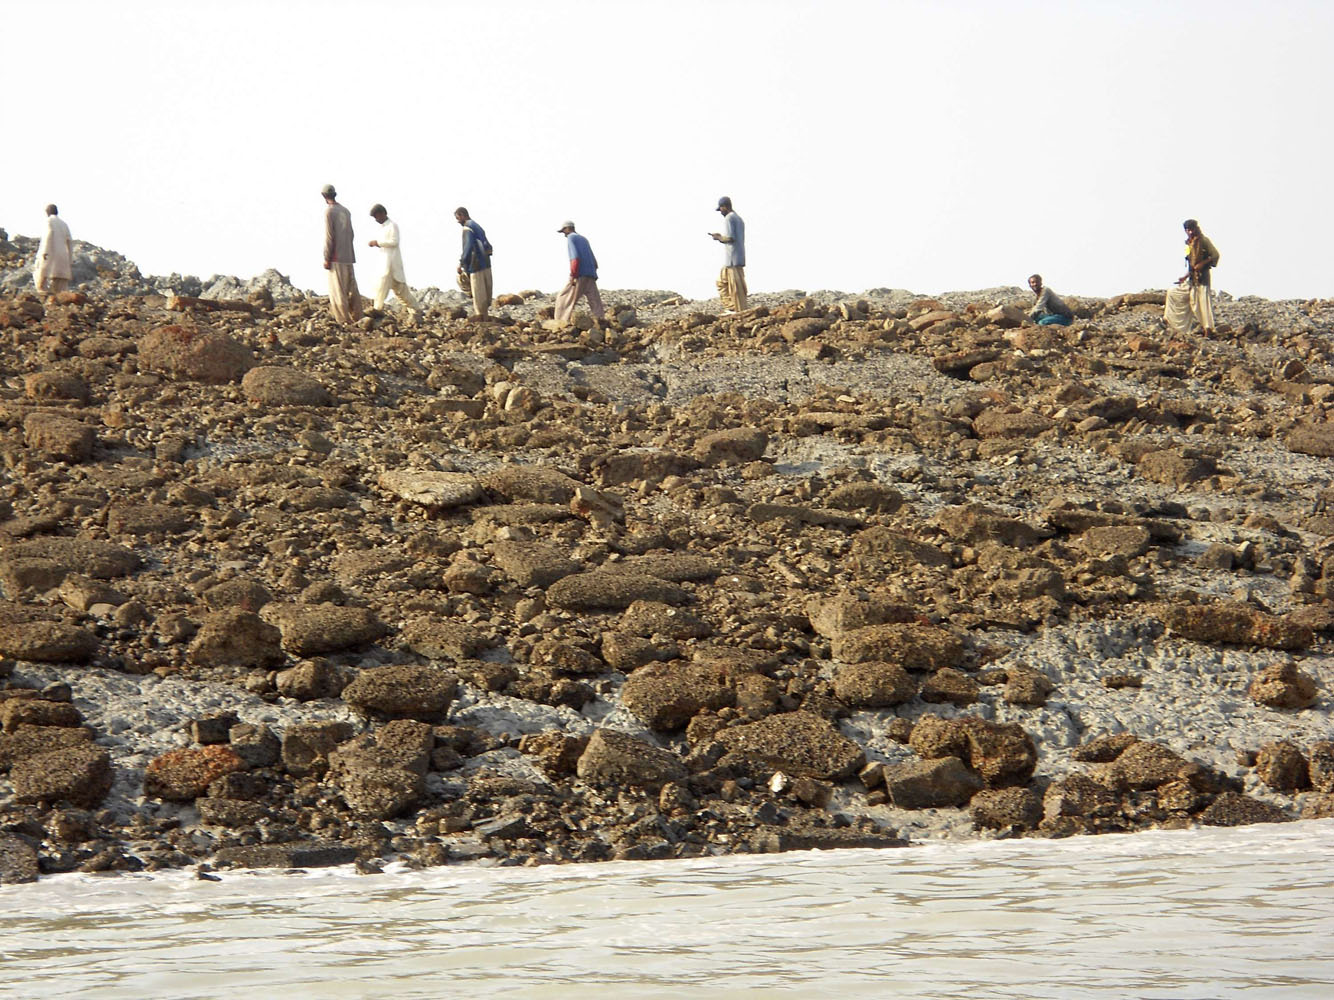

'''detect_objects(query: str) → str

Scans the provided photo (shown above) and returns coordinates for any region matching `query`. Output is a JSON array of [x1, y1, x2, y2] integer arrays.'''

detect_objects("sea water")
[[2, 820, 1332, 999]]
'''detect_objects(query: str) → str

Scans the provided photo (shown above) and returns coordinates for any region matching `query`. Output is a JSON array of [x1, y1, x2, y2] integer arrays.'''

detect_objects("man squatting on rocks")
[[322, 184, 362, 326], [710, 195, 747, 312], [1164, 218, 1220, 336], [368, 203, 421, 323], [33, 204, 73, 295], [1027, 273, 1074, 326], [555, 220, 605, 325], [455, 207, 493, 319]]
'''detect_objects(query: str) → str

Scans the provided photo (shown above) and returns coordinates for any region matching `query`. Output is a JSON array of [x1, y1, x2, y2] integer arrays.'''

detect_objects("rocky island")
[[0, 231, 1331, 884]]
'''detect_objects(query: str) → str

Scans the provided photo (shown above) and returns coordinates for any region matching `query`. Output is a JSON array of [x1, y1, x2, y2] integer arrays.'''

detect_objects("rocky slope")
[[0, 240, 1332, 884]]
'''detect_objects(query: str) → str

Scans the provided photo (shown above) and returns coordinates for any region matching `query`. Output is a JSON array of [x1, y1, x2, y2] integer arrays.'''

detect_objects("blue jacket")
[[460, 220, 491, 274], [567, 232, 598, 279]]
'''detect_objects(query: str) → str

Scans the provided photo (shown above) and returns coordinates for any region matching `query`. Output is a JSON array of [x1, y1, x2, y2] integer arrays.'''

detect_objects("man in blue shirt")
[[455, 207, 493, 319], [554, 220, 605, 325], [709, 196, 747, 312]]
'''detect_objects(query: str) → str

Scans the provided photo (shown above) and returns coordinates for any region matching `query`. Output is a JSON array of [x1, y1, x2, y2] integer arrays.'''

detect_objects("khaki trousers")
[[717, 266, 748, 312], [554, 275, 605, 323], [374, 273, 421, 312], [469, 267, 493, 317], [328, 263, 363, 325], [35, 276, 70, 295]]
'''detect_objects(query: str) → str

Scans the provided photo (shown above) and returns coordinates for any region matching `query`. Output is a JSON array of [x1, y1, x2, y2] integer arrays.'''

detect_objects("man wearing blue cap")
[[709, 196, 747, 312]]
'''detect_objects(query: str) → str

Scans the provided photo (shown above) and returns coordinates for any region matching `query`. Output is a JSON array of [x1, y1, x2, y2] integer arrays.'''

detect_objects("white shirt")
[[376, 219, 406, 281]]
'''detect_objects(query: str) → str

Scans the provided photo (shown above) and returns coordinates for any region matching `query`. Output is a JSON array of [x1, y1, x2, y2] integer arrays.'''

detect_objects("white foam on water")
[[2, 821, 1332, 998]]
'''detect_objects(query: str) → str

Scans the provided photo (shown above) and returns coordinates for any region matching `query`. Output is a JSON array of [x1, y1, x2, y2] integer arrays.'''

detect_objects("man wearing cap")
[[1027, 274, 1073, 326], [455, 207, 493, 319], [33, 204, 73, 295], [554, 221, 605, 325], [321, 184, 362, 326], [367, 203, 420, 323], [709, 196, 747, 312]]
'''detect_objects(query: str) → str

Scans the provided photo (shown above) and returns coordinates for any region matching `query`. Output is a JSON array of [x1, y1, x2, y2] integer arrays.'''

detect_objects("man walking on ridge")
[[34, 204, 73, 295], [321, 184, 362, 326], [455, 207, 493, 319], [368, 203, 421, 324], [554, 221, 604, 325], [710, 196, 747, 313], [1027, 274, 1073, 326], [1164, 218, 1220, 336]]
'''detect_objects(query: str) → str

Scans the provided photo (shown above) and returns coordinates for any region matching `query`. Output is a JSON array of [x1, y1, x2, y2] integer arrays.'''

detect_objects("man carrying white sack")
[[368, 203, 421, 324], [34, 204, 74, 295], [1164, 218, 1220, 337]]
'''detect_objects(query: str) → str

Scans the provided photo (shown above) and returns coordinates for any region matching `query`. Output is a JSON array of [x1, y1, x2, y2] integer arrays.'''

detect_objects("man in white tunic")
[[34, 204, 74, 295], [367, 204, 421, 322]]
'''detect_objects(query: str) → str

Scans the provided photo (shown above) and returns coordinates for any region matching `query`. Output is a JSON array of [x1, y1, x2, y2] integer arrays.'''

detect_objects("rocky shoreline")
[[0, 233, 1332, 885]]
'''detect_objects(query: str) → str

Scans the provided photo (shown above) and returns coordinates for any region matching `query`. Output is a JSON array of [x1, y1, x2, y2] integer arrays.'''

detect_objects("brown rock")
[[519, 732, 589, 778], [1137, 448, 1216, 487], [144, 746, 245, 801], [1309, 741, 1334, 793], [23, 412, 94, 462], [622, 661, 735, 730], [919, 667, 979, 706], [262, 602, 388, 655], [849, 527, 951, 571], [715, 711, 865, 780], [0, 621, 98, 663], [1162, 603, 1312, 651], [692, 428, 768, 465], [831, 660, 916, 707], [491, 540, 581, 588], [241, 366, 333, 406], [106, 503, 192, 536], [139, 325, 254, 383], [342, 664, 459, 721], [281, 721, 356, 777], [576, 729, 686, 790], [831, 623, 964, 670], [823, 481, 903, 513], [1003, 668, 1054, 706], [1248, 661, 1319, 709], [808, 594, 917, 639], [1196, 792, 1289, 827], [546, 572, 689, 611], [1254, 740, 1310, 792], [189, 609, 285, 667], [11, 746, 112, 808], [971, 786, 1043, 830], [973, 409, 1053, 438], [884, 756, 983, 809], [0, 724, 94, 771], [1042, 773, 1120, 820], [1, 698, 82, 732], [910, 715, 1037, 785], [482, 465, 584, 504], [274, 659, 346, 700]]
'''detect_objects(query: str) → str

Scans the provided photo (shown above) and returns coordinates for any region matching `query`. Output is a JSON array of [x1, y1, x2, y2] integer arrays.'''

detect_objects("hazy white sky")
[[5, 0, 1331, 300]]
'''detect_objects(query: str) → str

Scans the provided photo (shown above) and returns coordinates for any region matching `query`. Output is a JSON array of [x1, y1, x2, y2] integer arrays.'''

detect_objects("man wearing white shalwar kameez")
[[367, 204, 420, 322], [34, 204, 73, 295]]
